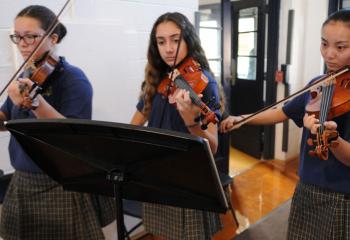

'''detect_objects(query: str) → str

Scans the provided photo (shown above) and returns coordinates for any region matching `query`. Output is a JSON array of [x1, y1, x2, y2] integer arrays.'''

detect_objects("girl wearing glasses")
[[0, 5, 115, 240], [130, 12, 223, 240]]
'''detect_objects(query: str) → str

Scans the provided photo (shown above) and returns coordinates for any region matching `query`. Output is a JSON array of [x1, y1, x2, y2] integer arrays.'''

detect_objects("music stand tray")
[[5, 119, 228, 239]]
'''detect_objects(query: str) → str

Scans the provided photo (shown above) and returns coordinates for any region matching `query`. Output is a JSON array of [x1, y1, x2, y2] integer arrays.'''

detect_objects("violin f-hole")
[[341, 78, 350, 89]]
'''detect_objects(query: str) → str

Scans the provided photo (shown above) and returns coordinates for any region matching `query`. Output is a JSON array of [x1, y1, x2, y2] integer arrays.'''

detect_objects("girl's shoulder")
[[58, 57, 91, 85], [202, 70, 217, 84], [59, 57, 87, 79], [53, 57, 92, 91]]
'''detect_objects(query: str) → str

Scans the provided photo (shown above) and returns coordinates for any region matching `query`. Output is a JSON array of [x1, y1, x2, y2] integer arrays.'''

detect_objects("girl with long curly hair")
[[131, 12, 223, 240]]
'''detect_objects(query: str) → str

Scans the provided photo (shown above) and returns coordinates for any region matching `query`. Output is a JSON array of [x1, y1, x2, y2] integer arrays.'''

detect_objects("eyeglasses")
[[9, 34, 43, 45]]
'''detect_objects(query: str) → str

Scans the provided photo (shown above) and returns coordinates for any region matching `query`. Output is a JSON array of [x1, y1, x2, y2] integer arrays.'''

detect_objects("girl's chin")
[[21, 53, 33, 60], [326, 64, 340, 72], [165, 61, 173, 66]]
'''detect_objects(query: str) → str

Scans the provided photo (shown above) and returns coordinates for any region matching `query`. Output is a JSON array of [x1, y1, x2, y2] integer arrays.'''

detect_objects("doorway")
[[222, 0, 280, 159]]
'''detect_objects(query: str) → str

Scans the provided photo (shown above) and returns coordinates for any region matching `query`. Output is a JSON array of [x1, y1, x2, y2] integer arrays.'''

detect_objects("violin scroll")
[[307, 129, 339, 160]]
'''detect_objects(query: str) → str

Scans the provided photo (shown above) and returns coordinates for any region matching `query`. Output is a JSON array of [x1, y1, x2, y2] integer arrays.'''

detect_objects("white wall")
[[274, 0, 328, 160], [0, 0, 333, 166], [0, 0, 198, 173]]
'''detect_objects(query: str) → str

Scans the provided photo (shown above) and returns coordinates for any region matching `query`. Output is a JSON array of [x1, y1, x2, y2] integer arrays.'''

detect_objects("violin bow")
[[232, 66, 350, 128], [0, 0, 71, 98]]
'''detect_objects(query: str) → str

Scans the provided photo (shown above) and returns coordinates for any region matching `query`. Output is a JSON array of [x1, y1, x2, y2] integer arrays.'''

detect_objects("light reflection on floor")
[[229, 148, 259, 177]]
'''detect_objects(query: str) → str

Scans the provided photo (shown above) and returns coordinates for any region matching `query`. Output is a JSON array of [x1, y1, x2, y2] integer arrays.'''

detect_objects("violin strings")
[[319, 83, 328, 135], [319, 80, 335, 137], [319, 85, 325, 135]]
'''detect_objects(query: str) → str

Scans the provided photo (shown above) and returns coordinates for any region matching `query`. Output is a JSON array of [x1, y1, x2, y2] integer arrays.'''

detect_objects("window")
[[343, 0, 350, 7], [236, 7, 258, 80], [197, 0, 222, 82]]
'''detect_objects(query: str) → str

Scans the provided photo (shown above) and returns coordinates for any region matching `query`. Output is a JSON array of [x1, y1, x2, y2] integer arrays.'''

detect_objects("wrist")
[[30, 96, 40, 111]]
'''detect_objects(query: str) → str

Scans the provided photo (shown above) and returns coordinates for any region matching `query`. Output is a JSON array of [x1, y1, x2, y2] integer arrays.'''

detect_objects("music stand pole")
[[107, 169, 126, 240]]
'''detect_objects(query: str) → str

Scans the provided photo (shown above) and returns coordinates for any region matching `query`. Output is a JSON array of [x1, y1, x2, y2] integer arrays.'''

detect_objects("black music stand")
[[5, 119, 228, 240]]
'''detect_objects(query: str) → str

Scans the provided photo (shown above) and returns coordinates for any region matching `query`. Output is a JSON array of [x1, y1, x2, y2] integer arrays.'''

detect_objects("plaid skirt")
[[0, 171, 115, 240], [143, 203, 222, 240], [288, 182, 350, 240]]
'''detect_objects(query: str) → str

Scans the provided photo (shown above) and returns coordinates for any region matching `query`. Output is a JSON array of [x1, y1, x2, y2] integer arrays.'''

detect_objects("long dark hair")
[[16, 5, 67, 43], [142, 12, 212, 117]]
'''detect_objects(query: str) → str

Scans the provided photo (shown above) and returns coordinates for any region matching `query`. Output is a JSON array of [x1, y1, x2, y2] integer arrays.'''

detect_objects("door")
[[230, 0, 266, 159]]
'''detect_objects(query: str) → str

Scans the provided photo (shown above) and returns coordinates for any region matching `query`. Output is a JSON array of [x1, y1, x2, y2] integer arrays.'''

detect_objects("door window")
[[197, 1, 222, 82], [237, 7, 258, 80], [343, 0, 350, 7]]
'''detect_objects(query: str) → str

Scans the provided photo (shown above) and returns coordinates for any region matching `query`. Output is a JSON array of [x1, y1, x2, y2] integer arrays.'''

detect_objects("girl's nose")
[[325, 48, 336, 59], [165, 42, 174, 53]]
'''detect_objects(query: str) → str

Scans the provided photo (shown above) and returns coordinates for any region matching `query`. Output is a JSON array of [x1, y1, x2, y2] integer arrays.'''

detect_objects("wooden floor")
[[213, 149, 299, 239], [134, 148, 299, 240]]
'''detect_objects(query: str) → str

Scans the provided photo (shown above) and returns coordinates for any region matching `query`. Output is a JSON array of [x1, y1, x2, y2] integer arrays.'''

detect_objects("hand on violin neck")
[[8, 78, 36, 108], [173, 88, 201, 125], [8, 79, 25, 106], [303, 113, 320, 134], [303, 113, 337, 134], [18, 78, 35, 90]]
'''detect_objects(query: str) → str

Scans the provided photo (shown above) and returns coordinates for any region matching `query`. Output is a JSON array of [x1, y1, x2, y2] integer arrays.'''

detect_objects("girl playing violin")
[[221, 9, 350, 239], [0, 5, 115, 239], [130, 12, 222, 240]]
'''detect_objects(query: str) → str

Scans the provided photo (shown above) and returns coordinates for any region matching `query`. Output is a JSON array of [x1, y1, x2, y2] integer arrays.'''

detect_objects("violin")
[[223, 66, 350, 160], [20, 52, 59, 109], [228, 67, 350, 127], [305, 67, 350, 160], [158, 57, 208, 96], [157, 57, 219, 129]]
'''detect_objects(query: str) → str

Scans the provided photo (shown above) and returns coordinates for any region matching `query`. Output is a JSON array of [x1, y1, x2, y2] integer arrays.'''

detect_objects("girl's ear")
[[50, 33, 59, 44]]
